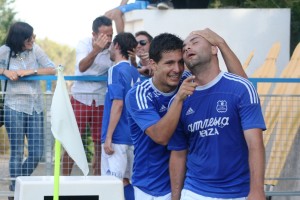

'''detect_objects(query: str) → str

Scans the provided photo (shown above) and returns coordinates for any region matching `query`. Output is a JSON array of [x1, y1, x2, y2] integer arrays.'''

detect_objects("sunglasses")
[[137, 40, 147, 46], [25, 34, 36, 43]]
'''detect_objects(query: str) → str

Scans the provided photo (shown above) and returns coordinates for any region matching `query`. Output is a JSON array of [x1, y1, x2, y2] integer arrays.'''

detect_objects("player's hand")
[[190, 28, 224, 47], [104, 138, 114, 155], [176, 75, 197, 101]]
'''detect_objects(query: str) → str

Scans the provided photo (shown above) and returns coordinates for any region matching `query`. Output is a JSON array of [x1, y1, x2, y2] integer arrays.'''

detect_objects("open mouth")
[[169, 74, 180, 81], [187, 52, 196, 59]]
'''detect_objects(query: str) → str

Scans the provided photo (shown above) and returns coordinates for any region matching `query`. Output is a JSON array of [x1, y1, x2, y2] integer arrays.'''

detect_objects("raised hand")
[[190, 28, 224, 47], [175, 75, 197, 101], [93, 33, 110, 52]]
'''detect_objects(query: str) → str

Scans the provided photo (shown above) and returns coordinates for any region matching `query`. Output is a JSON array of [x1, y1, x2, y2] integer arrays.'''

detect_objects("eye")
[[165, 60, 174, 65]]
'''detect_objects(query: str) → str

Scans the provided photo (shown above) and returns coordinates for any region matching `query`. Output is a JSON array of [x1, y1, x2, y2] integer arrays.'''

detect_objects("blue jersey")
[[168, 72, 266, 198], [125, 78, 178, 196], [101, 61, 140, 145]]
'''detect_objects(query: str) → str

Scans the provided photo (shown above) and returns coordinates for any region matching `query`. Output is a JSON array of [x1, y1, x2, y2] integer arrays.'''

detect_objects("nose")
[[184, 45, 191, 53], [173, 62, 183, 73]]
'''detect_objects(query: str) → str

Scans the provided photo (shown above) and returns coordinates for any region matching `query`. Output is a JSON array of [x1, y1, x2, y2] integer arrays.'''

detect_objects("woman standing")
[[0, 22, 56, 196]]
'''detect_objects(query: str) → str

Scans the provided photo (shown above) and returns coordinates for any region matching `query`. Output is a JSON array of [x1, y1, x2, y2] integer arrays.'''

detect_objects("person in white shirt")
[[61, 16, 113, 176]]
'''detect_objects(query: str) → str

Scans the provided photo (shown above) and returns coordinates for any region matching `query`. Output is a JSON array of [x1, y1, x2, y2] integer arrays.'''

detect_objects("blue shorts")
[[117, 1, 150, 13]]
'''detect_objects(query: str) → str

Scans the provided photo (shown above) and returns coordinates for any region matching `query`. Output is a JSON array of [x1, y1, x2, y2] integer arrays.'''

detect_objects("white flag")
[[51, 66, 89, 176]]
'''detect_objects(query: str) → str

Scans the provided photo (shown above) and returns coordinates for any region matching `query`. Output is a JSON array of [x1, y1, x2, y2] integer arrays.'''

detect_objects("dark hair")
[[113, 32, 138, 60], [5, 22, 33, 56], [149, 33, 183, 63], [92, 16, 112, 33], [135, 31, 153, 42]]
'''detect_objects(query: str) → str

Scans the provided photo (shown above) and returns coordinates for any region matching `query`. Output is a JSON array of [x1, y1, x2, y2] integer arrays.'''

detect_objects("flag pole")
[[53, 139, 61, 200], [51, 65, 89, 200]]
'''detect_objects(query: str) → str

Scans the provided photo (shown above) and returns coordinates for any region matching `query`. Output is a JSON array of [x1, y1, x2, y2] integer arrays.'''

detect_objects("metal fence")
[[0, 76, 299, 199]]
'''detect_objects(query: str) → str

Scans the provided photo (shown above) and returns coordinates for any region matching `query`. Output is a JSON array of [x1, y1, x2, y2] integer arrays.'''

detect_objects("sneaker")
[[147, 3, 157, 9], [157, 1, 169, 9]]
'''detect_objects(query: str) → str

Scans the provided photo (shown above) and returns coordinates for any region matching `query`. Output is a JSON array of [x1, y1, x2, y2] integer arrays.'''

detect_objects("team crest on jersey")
[[216, 100, 227, 113]]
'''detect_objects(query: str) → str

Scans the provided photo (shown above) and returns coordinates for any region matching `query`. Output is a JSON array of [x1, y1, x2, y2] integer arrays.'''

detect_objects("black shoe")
[[8, 197, 14, 200]]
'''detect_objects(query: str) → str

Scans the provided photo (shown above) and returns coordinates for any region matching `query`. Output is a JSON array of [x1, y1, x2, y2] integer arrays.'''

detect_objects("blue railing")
[[249, 78, 300, 88], [0, 75, 108, 91], [0, 75, 299, 91], [0, 75, 300, 91]]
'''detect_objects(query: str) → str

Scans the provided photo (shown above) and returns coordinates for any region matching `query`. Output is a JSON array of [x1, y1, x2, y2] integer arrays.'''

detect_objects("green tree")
[[36, 38, 76, 75], [0, 0, 16, 45], [210, 0, 300, 55], [0, 0, 76, 76]]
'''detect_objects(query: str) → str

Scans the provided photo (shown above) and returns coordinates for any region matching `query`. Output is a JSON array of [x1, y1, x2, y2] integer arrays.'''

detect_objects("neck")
[[115, 55, 128, 63], [152, 76, 177, 93], [191, 60, 220, 86]]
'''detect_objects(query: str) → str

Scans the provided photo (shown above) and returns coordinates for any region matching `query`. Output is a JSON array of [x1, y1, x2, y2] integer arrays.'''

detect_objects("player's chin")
[[167, 77, 180, 86]]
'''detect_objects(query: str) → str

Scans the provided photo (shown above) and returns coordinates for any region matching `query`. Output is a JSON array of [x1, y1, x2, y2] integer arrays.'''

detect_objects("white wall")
[[124, 9, 291, 77]]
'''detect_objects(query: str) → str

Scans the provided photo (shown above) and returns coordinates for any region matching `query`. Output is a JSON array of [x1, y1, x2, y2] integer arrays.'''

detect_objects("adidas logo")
[[186, 107, 195, 115], [159, 105, 167, 112]]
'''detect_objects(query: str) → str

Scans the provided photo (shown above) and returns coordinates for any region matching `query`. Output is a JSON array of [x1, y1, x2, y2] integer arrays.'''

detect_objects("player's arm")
[[244, 128, 266, 200], [170, 150, 187, 200], [104, 99, 123, 155], [217, 39, 247, 78], [145, 76, 197, 145], [192, 28, 247, 78]]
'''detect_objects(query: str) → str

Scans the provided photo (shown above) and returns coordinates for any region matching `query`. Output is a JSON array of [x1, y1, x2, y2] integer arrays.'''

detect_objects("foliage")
[[36, 39, 76, 75], [0, 0, 16, 45], [0, 0, 76, 76], [209, 0, 300, 55], [81, 128, 94, 163]]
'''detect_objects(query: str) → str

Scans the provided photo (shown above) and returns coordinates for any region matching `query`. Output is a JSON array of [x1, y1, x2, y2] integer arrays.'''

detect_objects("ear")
[[211, 45, 218, 55], [148, 59, 158, 72], [114, 42, 120, 50], [92, 32, 97, 38]]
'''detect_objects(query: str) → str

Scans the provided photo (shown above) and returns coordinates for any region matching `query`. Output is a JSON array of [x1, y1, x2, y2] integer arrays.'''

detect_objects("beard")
[[185, 55, 211, 73], [185, 59, 198, 71]]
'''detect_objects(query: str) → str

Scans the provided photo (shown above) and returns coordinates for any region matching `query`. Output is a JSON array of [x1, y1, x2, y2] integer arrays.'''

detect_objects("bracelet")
[[1, 69, 5, 75]]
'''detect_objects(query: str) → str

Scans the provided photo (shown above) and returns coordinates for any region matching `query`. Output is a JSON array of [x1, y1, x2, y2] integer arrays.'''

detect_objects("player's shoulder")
[[222, 72, 260, 103], [223, 72, 254, 88], [128, 78, 152, 94]]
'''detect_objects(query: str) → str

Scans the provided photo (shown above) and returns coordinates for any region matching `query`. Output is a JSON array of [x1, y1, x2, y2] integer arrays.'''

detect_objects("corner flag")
[[50, 66, 89, 176]]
